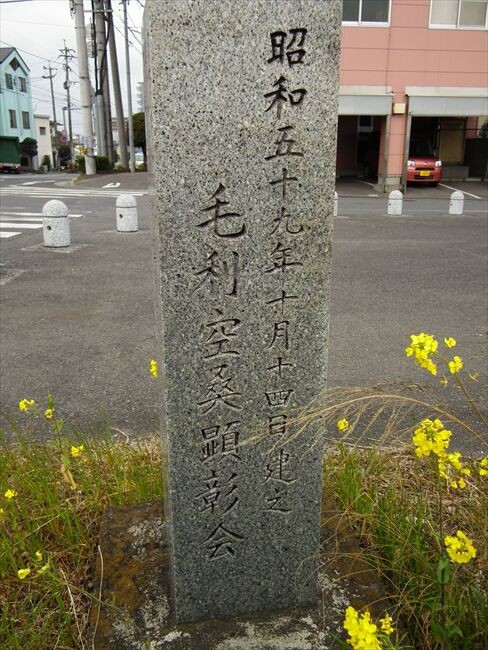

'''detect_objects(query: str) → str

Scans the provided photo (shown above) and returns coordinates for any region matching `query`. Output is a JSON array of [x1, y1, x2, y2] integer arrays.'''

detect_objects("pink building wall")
[[340, 0, 488, 182]]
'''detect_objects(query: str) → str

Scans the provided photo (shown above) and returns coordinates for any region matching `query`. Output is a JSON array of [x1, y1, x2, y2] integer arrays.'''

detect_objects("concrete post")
[[43, 200, 70, 247], [449, 190, 464, 215], [334, 191, 338, 217], [116, 193, 138, 232], [387, 189, 403, 216]]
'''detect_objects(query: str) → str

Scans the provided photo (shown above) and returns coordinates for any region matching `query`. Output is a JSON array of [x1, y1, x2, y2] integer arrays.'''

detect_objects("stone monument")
[[145, 0, 341, 624]]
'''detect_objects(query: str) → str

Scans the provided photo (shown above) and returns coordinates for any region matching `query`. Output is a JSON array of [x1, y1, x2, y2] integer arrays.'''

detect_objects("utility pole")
[[42, 61, 59, 168], [59, 41, 76, 144], [72, 0, 96, 175], [93, 0, 113, 160], [106, 0, 128, 168], [123, 0, 135, 173]]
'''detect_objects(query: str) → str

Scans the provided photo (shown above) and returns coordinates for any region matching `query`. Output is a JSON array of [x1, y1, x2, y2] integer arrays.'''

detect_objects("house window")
[[5, 73, 13, 90], [40, 126, 46, 136], [22, 111, 30, 129], [343, 0, 390, 24], [430, 0, 488, 28], [9, 109, 17, 129], [18, 77, 27, 92]]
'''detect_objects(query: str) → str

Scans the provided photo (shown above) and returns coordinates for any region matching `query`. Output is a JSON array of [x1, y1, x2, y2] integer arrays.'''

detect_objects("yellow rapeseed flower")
[[17, 568, 31, 580], [18, 398, 35, 412], [0, 507, 4, 521], [380, 613, 395, 635], [35, 550, 43, 562], [438, 451, 471, 489], [337, 418, 350, 433], [44, 408, 54, 420], [343, 606, 381, 650], [150, 359, 158, 378], [479, 457, 488, 477], [37, 562, 49, 575], [405, 332, 438, 376], [4, 489, 17, 500], [444, 530, 477, 564], [70, 444, 85, 458], [444, 337, 456, 349], [448, 355, 463, 374], [412, 418, 451, 459]]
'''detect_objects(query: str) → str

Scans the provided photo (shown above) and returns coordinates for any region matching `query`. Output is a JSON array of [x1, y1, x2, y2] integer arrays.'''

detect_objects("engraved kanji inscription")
[[267, 28, 307, 67], [196, 469, 239, 515], [268, 320, 289, 350], [266, 242, 303, 274], [265, 126, 304, 161], [201, 420, 241, 463], [264, 449, 296, 484], [204, 523, 245, 560], [266, 289, 299, 316], [271, 206, 304, 236], [198, 184, 245, 238], [269, 168, 299, 201], [194, 250, 239, 297], [265, 389, 293, 408], [264, 486, 292, 513], [267, 356, 295, 378], [268, 413, 288, 436], [198, 364, 242, 414], [201, 310, 241, 359], [264, 76, 307, 119]]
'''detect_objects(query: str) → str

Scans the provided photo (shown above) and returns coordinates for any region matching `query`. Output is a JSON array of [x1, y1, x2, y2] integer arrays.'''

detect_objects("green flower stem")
[[434, 352, 488, 430]]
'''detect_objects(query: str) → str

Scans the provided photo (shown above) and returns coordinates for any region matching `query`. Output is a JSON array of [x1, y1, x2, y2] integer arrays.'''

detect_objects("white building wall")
[[34, 114, 53, 169]]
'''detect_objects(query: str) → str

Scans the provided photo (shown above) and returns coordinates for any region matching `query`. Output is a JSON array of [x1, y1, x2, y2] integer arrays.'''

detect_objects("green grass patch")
[[324, 445, 487, 649], [1, 434, 486, 648], [0, 432, 163, 649]]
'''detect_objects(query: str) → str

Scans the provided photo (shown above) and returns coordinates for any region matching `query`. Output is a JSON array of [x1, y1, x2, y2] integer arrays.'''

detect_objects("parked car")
[[407, 140, 442, 185]]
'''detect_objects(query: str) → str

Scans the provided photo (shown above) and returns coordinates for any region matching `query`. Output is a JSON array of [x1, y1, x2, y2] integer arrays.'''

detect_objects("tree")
[[58, 144, 72, 165], [20, 137, 37, 159], [132, 112, 146, 161]]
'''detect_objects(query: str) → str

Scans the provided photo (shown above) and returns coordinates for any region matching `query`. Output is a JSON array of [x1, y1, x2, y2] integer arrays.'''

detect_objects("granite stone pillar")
[[144, 0, 341, 623]]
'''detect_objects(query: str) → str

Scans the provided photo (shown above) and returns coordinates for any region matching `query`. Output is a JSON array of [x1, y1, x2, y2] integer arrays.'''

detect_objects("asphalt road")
[[1, 173, 486, 453]]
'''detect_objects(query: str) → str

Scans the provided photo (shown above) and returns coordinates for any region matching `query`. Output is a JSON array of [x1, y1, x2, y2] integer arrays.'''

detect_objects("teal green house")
[[0, 47, 35, 142]]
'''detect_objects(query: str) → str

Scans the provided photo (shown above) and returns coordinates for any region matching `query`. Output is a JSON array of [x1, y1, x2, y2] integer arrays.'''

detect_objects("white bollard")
[[116, 193, 138, 232], [387, 189, 403, 216], [43, 200, 70, 247], [449, 190, 464, 215], [334, 191, 338, 217]]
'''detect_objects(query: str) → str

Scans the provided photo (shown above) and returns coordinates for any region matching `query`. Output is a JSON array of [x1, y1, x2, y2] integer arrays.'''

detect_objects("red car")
[[407, 155, 442, 185]]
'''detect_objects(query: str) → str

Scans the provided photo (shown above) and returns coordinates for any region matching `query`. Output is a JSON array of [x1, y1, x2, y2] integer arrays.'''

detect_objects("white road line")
[[0, 231, 21, 238], [358, 179, 375, 187], [439, 183, 482, 200], [0, 212, 82, 218], [0, 217, 43, 222], [0, 222, 43, 229]]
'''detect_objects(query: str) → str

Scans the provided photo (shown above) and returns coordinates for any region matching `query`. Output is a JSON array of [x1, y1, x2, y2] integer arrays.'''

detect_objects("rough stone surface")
[[449, 190, 464, 215], [90, 499, 392, 649], [43, 199, 70, 247], [144, 0, 341, 623]]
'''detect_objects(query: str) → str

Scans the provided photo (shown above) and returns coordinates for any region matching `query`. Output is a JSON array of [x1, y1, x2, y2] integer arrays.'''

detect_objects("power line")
[[0, 40, 59, 63]]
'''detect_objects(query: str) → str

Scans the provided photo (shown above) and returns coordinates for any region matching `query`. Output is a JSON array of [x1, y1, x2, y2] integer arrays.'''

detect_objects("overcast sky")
[[0, 0, 145, 134]]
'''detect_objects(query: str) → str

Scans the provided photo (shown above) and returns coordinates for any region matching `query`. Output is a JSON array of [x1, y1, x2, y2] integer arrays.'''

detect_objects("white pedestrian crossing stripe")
[[0, 231, 21, 239], [0, 222, 43, 229], [1, 186, 145, 198], [0, 211, 83, 240]]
